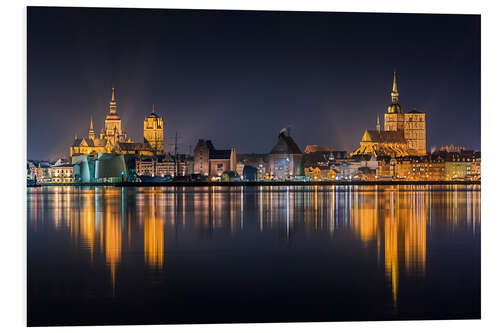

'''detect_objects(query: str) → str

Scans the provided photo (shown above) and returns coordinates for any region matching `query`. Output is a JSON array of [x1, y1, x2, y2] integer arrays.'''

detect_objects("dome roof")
[[387, 103, 402, 114]]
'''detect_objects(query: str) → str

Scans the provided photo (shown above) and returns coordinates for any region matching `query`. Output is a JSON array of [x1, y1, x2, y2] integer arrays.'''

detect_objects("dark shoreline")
[[27, 180, 481, 187]]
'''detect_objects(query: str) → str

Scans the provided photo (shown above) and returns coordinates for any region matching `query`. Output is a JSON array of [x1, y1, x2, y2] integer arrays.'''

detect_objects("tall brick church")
[[352, 71, 426, 157]]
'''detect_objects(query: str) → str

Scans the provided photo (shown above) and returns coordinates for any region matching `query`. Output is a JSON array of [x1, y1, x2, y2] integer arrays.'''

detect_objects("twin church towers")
[[70, 88, 165, 157]]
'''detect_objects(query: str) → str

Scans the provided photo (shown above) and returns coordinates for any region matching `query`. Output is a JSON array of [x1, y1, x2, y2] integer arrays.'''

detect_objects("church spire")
[[152, 104, 156, 114], [109, 87, 117, 115], [391, 70, 399, 104], [376, 114, 381, 132], [88, 115, 95, 139]]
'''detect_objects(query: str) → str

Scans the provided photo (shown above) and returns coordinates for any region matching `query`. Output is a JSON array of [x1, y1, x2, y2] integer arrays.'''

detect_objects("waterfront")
[[27, 185, 480, 326]]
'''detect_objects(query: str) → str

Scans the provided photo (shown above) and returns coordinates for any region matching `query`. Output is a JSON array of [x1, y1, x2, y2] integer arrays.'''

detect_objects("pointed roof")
[[390, 70, 399, 103], [80, 138, 89, 147], [147, 104, 161, 118], [89, 115, 95, 137], [392, 70, 398, 94], [361, 130, 406, 143], [270, 132, 302, 154], [388, 70, 402, 113], [107, 87, 120, 119]]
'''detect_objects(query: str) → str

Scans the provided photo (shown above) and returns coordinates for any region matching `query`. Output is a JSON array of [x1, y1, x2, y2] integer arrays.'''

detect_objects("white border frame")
[[2, 1, 498, 332]]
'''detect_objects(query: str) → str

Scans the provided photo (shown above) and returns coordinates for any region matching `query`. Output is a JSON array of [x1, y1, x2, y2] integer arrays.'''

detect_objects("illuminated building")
[[352, 71, 427, 157], [33, 159, 74, 183], [143, 105, 165, 155], [376, 155, 446, 180], [303, 150, 340, 180], [193, 139, 237, 177], [394, 156, 445, 181], [135, 154, 193, 178], [305, 167, 322, 180], [209, 150, 237, 178], [336, 155, 378, 180], [471, 153, 481, 180], [375, 151, 481, 181], [445, 156, 473, 180], [34, 162, 52, 183], [268, 128, 303, 179], [353, 126, 408, 157], [70, 88, 160, 157], [376, 157, 397, 180], [49, 163, 74, 183], [303, 145, 334, 154]]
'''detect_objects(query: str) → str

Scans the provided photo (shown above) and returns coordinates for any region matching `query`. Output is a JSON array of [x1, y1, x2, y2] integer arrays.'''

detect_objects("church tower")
[[105, 88, 123, 141], [144, 105, 165, 155], [404, 110, 426, 155], [384, 71, 405, 132]]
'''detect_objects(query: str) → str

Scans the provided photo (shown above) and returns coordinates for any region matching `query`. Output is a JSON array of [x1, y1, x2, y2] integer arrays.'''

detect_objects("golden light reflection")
[[144, 193, 164, 268], [78, 190, 97, 259], [104, 194, 122, 292], [351, 191, 378, 244], [30, 185, 480, 305]]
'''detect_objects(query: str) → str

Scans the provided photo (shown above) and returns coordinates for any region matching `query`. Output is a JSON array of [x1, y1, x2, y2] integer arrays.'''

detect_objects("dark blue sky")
[[27, 7, 480, 160]]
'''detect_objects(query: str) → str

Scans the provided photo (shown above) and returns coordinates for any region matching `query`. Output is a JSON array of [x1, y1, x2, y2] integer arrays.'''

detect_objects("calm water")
[[27, 185, 480, 326]]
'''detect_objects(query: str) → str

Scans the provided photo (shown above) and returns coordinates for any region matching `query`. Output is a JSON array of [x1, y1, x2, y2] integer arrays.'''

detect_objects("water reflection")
[[27, 185, 480, 308], [143, 192, 164, 268]]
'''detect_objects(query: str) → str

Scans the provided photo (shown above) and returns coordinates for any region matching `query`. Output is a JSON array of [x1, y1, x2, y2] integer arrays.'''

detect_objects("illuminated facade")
[[135, 155, 193, 178], [70, 88, 158, 157], [268, 129, 303, 179], [143, 105, 165, 155], [352, 71, 427, 157], [193, 139, 237, 177], [35, 162, 74, 183], [377, 156, 446, 181]]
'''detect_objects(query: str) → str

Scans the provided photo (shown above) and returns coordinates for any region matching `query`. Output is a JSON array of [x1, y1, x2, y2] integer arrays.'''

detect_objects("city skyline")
[[24, 6, 483, 326], [28, 7, 480, 160]]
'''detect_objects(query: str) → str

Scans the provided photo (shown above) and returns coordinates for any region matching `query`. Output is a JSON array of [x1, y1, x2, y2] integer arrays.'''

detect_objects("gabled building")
[[352, 129, 408, 157], [193, 139, 237, 177]]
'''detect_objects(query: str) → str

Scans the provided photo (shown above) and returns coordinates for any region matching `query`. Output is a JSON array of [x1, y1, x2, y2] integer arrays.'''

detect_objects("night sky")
[[27, 7, 480, 160]]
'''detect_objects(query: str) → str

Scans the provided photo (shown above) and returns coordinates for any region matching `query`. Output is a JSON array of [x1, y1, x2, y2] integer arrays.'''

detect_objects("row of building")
[[28, 72, 480, 183], [302, 148, 481, 181], [28, 144, 481, 184]]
